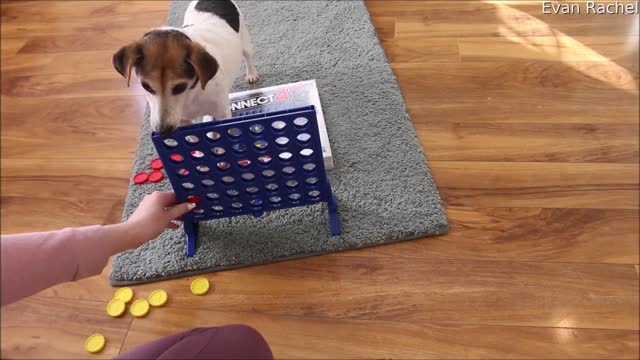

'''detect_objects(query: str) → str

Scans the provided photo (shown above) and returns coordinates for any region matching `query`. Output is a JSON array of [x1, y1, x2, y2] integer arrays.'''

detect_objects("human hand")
[[123, 191, 195, 247]]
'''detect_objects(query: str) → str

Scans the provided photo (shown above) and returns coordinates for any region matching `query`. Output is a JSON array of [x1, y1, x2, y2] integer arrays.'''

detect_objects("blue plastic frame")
[[151, 106, 340, 256]]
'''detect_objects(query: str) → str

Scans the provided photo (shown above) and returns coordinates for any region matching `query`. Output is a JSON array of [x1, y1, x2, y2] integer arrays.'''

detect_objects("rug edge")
[[108, 222, 448, 286]]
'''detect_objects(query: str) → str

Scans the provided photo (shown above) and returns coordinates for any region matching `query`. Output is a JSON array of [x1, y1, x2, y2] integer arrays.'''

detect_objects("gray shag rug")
[[110, 0, 448, 285]]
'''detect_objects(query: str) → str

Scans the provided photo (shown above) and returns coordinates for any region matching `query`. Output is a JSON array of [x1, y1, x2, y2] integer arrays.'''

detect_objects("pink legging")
[[116, 325, 273, 359]]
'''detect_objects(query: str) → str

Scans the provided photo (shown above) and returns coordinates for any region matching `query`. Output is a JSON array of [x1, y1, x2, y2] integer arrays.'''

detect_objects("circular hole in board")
[[269, 196, 282, 204], [254, 140, 269, 150], [275, 137, 289, 146], [206, 193, 220, 200], [238, 159, 251, 167], [206, 131, 221, 141], [297, 133, 311, 143], [303, 163, 317, 172], [211, 205, 224, 212], [228, 128, 243, 138], [249, 124, 264, 135], [261, 169, 275, 178], [308, 190, 321, 198], [265, 183, 279, 192], [286, 180, 299, 188], [164, 138, 178, 148], [245, 186, 259, 194], [300, 149, 314, 158], [217, 161, 231, 170], [258, 155, 272, 165], [241, 173, 256, 181], [250, 199, 263, 206], [170, 154, 184, 163], [293, 117, 309, 127], [177, 168, 190, 177], [201, 179, 215, 187], [305, 177, 319, 185], [191, 150, 205, 159], [212, 147, 226, 156], [232, 143, 247, 153], [279, 152, 293, 161], [231, 202, 243, 209], [185, 135, 199, 144], [289, 193, 302, 201], [271, 120, 286, 131], [282, 166, 296, 176], [193, 208, 205, 214], [196, 165, 210, 174], [182, 182, 195, 190], [226, 189, 240, 197], [221, 176, 235, 184]]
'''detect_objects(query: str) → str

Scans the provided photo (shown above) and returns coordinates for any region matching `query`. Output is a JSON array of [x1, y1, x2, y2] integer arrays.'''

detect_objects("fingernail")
[[187, 203, 196, 210]]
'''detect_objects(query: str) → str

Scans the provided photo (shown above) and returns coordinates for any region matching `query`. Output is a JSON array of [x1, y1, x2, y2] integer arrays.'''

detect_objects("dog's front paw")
[[246, 72, 259, 84]]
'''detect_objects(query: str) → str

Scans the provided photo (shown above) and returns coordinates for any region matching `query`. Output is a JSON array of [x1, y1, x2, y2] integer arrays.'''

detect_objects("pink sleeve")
[[1, 226, 114, 306]]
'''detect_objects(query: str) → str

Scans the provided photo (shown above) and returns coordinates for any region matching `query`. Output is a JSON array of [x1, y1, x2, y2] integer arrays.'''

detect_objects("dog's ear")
[[187, 42, 219, 90], [113, 42, 143, 87]]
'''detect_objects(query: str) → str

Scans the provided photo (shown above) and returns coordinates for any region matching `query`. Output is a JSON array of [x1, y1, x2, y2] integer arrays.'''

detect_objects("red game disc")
[[148, 171, 164, 183], [133, 172, 149, 184], [187, 196, 201, 204], [150, 158, 163, 170], [169, 154, 184, 162]]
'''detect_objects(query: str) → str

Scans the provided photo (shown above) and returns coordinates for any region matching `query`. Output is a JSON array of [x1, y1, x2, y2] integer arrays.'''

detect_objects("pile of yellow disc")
[[86, 279, 211, 354]]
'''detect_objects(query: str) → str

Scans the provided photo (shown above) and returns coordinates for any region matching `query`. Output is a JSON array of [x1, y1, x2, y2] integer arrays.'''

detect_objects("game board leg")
[[184, 220, 199, 257], [326, 182, 341, 236]]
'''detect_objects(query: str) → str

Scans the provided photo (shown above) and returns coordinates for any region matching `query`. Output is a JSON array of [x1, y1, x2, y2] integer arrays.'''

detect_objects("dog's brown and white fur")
[[113, 0, 258, 135]]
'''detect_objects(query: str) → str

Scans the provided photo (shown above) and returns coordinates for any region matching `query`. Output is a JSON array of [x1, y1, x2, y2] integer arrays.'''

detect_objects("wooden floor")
[[1, 1, 638, 358]]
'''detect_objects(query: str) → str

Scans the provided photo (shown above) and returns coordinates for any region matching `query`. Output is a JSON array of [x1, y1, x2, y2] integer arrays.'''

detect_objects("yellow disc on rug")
[[85, 333, 106, 354], [130, 299, 150, 317], [190, 278, 210, 295], [106, 298, 126, 317], [148, 289, 168, 307], [114, 287, 134, 303]]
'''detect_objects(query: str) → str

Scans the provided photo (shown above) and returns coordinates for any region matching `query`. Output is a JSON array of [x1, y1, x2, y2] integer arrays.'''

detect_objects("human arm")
[[1, 191, 194, 306]]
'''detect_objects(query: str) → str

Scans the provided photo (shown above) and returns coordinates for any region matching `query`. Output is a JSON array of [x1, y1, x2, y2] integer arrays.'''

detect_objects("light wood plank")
[[384, 38, 460, 63], [417, 123, 638, 163], [40, 257, 640, 330], [337, 207, 640, 264], [394, 61, 638, 93], [458, 36, 638, 62], [0, 297, 130, 359], [121, 307, 640, 359], [1, 72, 144, 99], [430, 161, 639, 209], [367, 1, 640, 37], [17, 28, 156, 54], [1, 50, 123, 76], [1, 96, 146, 159], [402, 87, 639, 124]]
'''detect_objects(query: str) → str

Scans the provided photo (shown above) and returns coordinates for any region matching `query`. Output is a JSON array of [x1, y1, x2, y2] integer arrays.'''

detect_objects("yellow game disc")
[[130, 299, 150, 317], [190, 278, 210, 295], [114, 287, 134, 303], [148, 289, 168, 307], [84, 333, 106, 354], [106, 298, 126, 317]]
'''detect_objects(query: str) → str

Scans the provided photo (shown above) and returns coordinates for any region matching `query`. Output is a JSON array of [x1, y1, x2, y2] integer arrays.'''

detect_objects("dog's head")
[[113, 29, 218, 135]]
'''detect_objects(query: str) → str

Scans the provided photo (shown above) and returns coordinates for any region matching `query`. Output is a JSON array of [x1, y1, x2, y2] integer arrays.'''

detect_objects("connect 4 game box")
[[228, 80, 334, 170]]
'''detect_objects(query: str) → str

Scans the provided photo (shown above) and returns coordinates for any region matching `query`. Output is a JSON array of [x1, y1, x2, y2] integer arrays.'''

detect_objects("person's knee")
[[215, 324, 273, 359]]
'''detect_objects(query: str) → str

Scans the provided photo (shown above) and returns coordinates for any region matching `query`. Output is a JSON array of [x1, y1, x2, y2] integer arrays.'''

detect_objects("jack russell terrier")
[[113, 0, 258, 135]]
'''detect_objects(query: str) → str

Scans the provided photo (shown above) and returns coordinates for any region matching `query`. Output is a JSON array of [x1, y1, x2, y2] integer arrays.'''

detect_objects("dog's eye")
[[141, 82, 155, 95], [172, 83, 188, 95]]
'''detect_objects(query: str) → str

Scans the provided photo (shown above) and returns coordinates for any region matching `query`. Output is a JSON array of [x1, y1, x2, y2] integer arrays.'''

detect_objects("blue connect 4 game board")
[[151, 106, 340, 256]]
